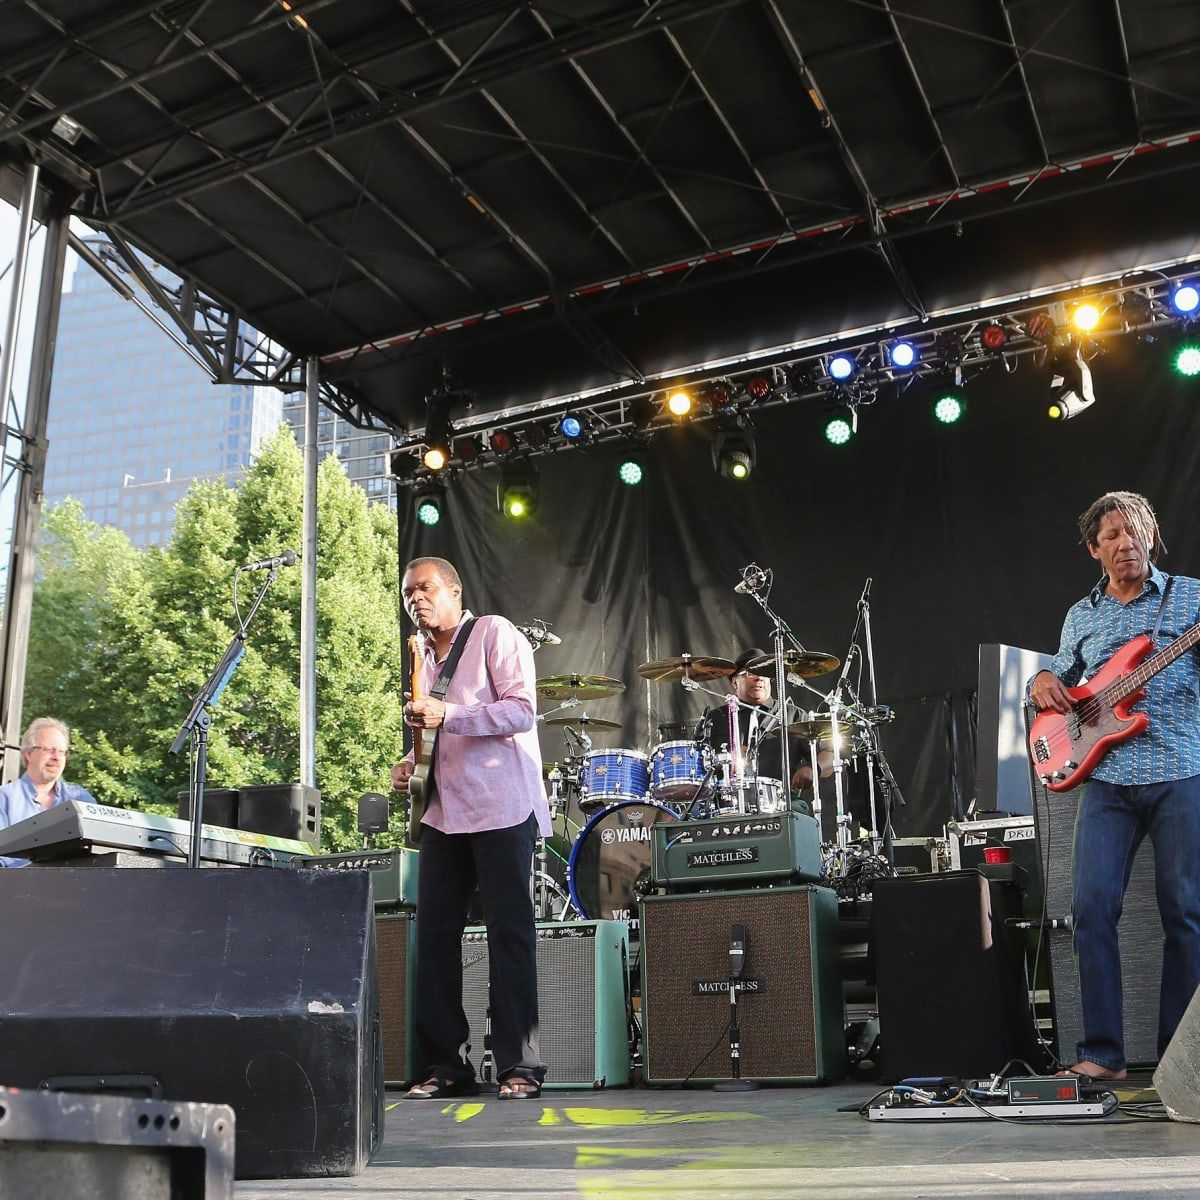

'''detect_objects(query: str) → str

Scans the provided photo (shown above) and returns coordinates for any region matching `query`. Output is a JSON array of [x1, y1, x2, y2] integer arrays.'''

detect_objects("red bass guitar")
[[1029, 622, 1200, 791]]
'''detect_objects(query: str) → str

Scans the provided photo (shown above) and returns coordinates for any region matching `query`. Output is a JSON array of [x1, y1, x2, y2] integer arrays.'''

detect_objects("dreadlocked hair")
[[1078, 491, 1165, 562]]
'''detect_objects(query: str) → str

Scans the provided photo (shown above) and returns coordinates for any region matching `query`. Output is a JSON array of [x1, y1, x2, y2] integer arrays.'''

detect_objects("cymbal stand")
[[532, 765, 566, 920]]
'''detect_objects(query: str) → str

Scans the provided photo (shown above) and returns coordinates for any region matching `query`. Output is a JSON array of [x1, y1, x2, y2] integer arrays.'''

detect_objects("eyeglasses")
[[29, 745, 68, 756]]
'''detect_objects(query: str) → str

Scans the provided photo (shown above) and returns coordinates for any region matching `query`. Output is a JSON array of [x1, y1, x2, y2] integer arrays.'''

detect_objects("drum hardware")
[[515, 619, 561, 650], [534, 765, 577, 921], [536, 673, 626, 701], [636, 654, 735, 683], [544, 714, 622, 731]]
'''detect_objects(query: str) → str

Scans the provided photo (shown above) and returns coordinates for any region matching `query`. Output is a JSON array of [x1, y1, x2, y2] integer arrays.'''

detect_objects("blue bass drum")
[[567, 798, 678, 928], [579, 748, 649, 810]]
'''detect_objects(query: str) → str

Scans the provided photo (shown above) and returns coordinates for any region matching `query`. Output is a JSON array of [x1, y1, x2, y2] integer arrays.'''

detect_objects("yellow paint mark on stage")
[[555, 1106, 762, 1128], [538, 1106, 564, 1125], [384, 1102, 401, 1112], [573, 1144, 721, 1170], [451, 1102, 486, 1122]]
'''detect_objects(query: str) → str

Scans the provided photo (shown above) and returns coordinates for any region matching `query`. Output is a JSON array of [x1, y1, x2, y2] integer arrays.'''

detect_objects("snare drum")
[[567, 798, 678, 928], [579, 748, 649, 810], [649, 739, 713, 802], [715, 776, 789, 815]]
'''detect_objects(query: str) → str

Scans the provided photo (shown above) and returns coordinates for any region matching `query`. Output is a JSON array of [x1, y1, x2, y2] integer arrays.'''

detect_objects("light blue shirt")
[[1050, 565, 1200, 785], [0, 773, 97, 867]]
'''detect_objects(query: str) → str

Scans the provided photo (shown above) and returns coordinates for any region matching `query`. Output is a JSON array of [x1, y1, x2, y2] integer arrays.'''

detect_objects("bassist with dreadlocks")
[[1030, 491, 1200, 1082]]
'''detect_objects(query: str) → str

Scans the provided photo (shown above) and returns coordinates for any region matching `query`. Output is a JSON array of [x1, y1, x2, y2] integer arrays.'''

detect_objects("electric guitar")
[[1028, 620, 1200, 791], [406, 633, 431, 841]]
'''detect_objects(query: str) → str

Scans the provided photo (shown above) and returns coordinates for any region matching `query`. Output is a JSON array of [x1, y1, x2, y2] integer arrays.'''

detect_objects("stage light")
[[413, 483, 444, 527], [1026, 310, 1056, 344], [934, 330, 965, 363], [981, 323, 1008, 354], [703, 381, 735, 414], [422, 444, 448, 472], [559, 413, 588, 442], [827, 354, 856, 382], [629, 395, 659, 430], [388, 448, 419, 481], [1174, 343, 1200, 377], [933, 392, 964, 424], [1072, 303, 1101, 333], [524, 420, 552, 449], [1171, 284, 1199, 316], [745, 376, 772, 402], [497, 463, 539, 519], [617, 455, 645, 486], [422, 395, 454, 473], [712, 422, 756, 481], [825, 416, 853, 445], [666, 388, 694, 417], [889, 340, 917, 369], [489, 427, 519, 456], [453, 435, 483, 465], [1047, 348, 1096, 421]]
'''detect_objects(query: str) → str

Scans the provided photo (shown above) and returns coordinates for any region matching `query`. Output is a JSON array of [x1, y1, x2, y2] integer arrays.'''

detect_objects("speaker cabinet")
[[0, 869, 382, 1179], [461, 920, 631, 1089], [872, 871, 1041, 1081], [177, 783, 321, 848], [639, 886, 846, 1085], [377, 913, 416, 1086], [0, 1087, 234, 1199], [1155, 983, 1200, 1121], [1031, 774, 1164, 1066]]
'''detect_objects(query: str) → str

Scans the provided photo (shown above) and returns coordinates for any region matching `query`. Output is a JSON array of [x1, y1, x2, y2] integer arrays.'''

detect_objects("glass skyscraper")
[[42, 242, 283, 547]]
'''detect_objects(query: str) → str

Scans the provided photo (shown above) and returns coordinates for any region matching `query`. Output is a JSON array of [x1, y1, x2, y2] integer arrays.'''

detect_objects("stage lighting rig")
[[422, 394, 454, 472], [629, 395, 659, 430], [666, 388, 694, 417], [933, 390, 965, 424], [558, 412, 591, 444], [413, 481, 445, 527], [1171, 283, 1199, 316], [617, 452, 646, 486], [888, 340, 917, 370], [827, 353, 857, 383], [489, 427, 519, 456], [1047, 347, 1096, 421], [388, 448, 419, 482], [712, 417, 756, 481], [980, 323, 1009, 355], [825, 414, 854, 445], [744, 375, 773, 403], [498, 462, 539, 519], [524, 420, 552, 449], [454, 435, 483, 465], [703, 381, 736, 415]]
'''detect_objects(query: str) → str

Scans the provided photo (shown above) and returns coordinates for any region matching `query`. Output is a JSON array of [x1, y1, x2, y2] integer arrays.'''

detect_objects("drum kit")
[[532, 567, 905, 925]]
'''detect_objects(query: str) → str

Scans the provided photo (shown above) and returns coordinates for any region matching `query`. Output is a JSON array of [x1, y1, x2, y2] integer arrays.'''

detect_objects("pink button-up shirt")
[[414, 611, 550, 836]]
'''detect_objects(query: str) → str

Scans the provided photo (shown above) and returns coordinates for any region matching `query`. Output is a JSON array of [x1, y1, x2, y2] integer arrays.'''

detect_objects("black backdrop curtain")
[[397, 341, 1200, 836]]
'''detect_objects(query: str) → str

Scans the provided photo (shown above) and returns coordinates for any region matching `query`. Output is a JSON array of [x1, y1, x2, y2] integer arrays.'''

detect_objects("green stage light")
[[825, 417, 852, 445], [497, 463, 539, 519], [1175, 345, 1200, 377], [415, 493, 442, 526], [618, 458, 645, 486], [934, 393, 964, 424]]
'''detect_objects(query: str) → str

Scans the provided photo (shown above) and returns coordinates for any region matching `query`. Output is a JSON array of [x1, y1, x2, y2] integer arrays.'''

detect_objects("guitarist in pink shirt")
[[391, 556, 551, 1100], [1030, 491, 1200, 1082]]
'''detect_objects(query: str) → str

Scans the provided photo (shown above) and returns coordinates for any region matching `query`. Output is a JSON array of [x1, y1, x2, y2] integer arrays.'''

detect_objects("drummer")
[[699, 647, 827, 795]]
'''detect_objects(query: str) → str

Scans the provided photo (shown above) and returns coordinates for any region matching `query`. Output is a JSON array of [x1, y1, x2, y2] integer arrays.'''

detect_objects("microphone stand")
[[170, 565, 283, 868], [713, 926, 758, 1093]]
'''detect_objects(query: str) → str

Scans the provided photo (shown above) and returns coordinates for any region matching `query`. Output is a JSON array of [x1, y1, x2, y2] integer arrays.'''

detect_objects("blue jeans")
[[1072, 775, 1200, 1069]]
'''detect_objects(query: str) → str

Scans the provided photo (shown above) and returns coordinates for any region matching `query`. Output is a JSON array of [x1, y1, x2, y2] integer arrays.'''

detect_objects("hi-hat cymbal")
[[637, 654, 735, 683], [536, 673, 625, 701], [745, 649, 841, 679], [543, 714, 622, 731]]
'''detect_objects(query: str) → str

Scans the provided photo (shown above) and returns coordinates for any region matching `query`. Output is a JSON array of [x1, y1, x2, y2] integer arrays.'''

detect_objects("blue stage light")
[[1172, 284, 1200, 316], [889, 341, 917, 369], [828, 354, 855, 382]]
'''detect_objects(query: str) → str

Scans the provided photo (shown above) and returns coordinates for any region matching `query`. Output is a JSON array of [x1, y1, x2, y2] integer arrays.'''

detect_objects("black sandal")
[[497, 1077, 542, 1100], [404, 1075, 480, 1100]]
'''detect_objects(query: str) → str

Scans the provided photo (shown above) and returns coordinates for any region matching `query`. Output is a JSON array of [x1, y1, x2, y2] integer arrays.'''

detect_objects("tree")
[[23, 427, 406, 851]]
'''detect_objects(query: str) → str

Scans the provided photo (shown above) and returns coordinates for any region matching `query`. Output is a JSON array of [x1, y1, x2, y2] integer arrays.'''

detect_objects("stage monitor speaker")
[[177, 783, 321, 848], [377, 912, 416, 1086], [639, 886, 846, 1085], [0, 869, 382, 1179], [1031, 771, 1164, 1067], [461, 920, 630, 1088], [872, 871, 1041, 1081], [1154, 983, 1200, 1122], [0, 1086, 234, 1199]]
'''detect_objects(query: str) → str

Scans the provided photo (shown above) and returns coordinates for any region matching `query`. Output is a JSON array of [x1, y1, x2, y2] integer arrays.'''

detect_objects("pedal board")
[[867, 1075, 1119, 1121]]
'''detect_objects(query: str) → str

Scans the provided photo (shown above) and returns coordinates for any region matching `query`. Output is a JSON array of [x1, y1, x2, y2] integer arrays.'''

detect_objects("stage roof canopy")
[[4, 0, 1200, 434]]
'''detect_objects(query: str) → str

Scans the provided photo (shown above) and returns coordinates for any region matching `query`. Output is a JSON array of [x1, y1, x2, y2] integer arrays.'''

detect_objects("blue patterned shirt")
[[1049, 565, 1200, 785], [0, 773, 97, 867]]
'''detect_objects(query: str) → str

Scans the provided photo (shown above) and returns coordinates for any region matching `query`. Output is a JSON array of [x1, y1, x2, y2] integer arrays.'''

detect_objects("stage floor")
[[236, 1079, 1200, 1199]]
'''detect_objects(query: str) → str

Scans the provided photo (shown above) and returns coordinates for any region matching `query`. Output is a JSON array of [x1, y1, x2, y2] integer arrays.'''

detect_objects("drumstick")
[[407, 634, 424, 764]]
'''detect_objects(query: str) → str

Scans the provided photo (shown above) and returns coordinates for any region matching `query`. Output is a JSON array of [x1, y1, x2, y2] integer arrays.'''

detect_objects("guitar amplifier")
[[462, 920, 630, 1089], [300, 847, 418, 909], [651, 811, 822, 889], [948, 815, 1042, 917], [376, 913, 417, 1086], [639, 886, 845, 1084]]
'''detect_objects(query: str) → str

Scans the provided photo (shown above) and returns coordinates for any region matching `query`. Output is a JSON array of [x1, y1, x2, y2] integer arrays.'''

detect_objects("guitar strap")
[[1151, 576, 1174, 643], [420, 616, 479, 800]]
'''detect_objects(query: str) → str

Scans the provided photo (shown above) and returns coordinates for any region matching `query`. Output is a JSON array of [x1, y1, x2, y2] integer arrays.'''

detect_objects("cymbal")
[[637, 654, 735, 683], [536, 673, 625, 701], [543, 714, 622, 731], [787, 716, 869, 749], [745, 649, 841, 679]]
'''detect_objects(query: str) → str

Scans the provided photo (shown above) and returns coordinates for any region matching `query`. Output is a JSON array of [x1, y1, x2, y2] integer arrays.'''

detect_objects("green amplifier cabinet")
[[651, 810, 822, 889], [462, 920, 631, 1089], [376, 912, 417, 1086], [298, 846, 419, 909], [639, 886, 846, 1084]]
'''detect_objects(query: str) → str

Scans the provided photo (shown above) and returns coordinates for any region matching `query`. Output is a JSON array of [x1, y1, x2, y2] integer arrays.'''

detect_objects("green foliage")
[[23, 426, 404, 851]]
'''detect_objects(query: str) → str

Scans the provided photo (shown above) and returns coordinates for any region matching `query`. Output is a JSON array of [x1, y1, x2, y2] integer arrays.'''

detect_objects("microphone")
[[729, 922, 747, 979], [240, 549, 297, 571], [734, 565, 767, 595], [1007, 916, 1073, 931], [516, 623, 562, 646]]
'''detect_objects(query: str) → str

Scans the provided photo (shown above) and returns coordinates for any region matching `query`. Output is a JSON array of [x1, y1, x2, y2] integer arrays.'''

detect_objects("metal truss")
[[70, 228, 388, 431], [387, 264, 1200, 486]]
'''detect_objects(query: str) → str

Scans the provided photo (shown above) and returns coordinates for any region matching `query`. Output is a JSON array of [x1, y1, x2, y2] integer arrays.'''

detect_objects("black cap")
[[732, 646, 768, 675]]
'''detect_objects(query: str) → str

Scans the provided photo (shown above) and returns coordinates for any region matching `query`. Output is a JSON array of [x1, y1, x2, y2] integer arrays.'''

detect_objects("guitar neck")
[[1109, 619, 1200, 703], [407, 634, 424, 763]]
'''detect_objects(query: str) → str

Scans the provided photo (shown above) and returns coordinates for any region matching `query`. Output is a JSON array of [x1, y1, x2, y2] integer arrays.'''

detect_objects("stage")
[[236, 1081, 1198, 1200]]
